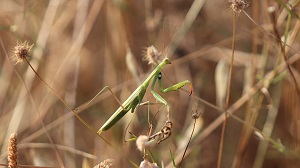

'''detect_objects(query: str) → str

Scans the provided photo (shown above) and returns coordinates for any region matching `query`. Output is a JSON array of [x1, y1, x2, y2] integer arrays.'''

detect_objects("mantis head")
[[162, 58, 171, 65]]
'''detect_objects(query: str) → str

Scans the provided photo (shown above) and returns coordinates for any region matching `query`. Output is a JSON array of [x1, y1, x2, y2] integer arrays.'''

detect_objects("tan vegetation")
[[0, 0, 300, 167]]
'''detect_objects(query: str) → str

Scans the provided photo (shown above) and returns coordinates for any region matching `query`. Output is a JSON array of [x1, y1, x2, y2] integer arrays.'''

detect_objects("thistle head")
[[12, 41, 34, 65]]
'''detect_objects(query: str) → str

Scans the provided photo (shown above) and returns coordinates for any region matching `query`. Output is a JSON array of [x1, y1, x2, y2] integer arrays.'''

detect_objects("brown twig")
[[270, 6, 300, 95]]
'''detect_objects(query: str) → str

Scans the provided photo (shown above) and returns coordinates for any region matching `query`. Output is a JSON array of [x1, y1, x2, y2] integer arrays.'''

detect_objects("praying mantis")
[[90, 52, 192, 134]]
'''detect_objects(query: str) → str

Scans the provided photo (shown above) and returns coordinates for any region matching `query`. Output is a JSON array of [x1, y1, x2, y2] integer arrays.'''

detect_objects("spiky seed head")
[[230, 0, 249, 14], [143, 46, 163, 65], [12, 41, 34, 65]]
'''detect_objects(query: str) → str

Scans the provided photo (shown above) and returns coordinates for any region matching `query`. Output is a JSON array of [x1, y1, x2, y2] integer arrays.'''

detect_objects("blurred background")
[[0, 0, 300, 167]]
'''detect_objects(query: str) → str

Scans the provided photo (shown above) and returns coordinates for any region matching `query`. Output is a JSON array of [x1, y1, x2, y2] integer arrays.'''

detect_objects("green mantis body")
[[98, 58, 192, 134]]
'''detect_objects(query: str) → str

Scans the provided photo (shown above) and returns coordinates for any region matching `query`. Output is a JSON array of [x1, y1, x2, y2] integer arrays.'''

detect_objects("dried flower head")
[[229, 0, 249, 14], [7, 133, 18, 168], [12, 41, 34, 65], [192, 110, 201, 119], [136, 135, 154, 152], [143, 46, 163, 65], [93, 158, 113, 168], [140, 159, 159, 168]]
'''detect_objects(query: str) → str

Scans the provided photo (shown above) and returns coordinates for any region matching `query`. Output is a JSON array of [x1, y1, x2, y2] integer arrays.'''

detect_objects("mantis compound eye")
[[158, 72, 162, 80]]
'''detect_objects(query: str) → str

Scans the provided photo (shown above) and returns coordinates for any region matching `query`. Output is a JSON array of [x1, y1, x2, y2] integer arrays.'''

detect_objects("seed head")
[[12, 41, 34, 65], [192, 110, 201, 119], [143, 46, 163, 66], [93, 158, 113, 168], [7, 133, 18, 168], [230, 0, 249, 14], [140, 159, 159, 168]]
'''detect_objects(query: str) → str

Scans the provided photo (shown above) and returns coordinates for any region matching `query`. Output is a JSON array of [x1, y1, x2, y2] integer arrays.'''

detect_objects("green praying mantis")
[[89, 53, 192, 134]]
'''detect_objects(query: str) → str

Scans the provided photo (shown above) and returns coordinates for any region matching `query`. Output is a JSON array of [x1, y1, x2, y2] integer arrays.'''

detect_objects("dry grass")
[[0, 0, 300, 167]]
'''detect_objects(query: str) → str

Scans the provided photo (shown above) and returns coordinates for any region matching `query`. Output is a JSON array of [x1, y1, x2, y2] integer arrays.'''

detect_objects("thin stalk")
[[25, 58, 97, 136], [217, 11, 236, 168], [63, 0, 89, 166], [178, 119, 197, 167], [253, 82, 282, 167]]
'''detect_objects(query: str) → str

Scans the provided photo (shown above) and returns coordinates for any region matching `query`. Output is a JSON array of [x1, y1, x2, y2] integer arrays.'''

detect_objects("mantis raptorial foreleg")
[[157, 72, 192, 94], [150, 72, 192, 117]]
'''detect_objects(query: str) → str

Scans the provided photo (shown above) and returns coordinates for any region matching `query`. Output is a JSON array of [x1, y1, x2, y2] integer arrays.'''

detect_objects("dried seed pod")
[[149, 120, 173, 144]]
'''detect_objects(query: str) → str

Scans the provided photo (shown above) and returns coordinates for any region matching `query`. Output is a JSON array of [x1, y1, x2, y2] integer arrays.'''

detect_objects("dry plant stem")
[[0, 38, 14, 116], [242, 8, 298, 53], [178, 118, 197, 167], [18, 165, 59, 168], [18, 143, 97, 160], [63, 0, 89, 167], [14, 74, 65, 167], [253, 82, 282, 167], [36, 0, 104, 134], [233, 9, 259, 164], [234, 5, 298, 166], [275, 0, 300, 19], [282, 9, 299, 149], [177, 96, 201, 166], [217, 10, 237, 168], [233, 93, 264, 168], [270, 10, 300, 95], [251, 0, 259, 78]]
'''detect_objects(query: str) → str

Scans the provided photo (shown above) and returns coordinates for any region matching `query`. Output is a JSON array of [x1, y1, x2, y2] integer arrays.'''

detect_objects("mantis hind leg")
[[85, 86, 125, 110]]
